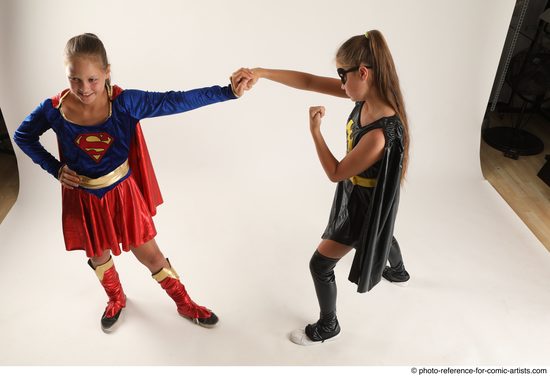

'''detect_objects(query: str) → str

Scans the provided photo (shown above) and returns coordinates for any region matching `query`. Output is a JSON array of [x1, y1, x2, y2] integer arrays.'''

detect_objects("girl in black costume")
[[238, 30, 411, 345]]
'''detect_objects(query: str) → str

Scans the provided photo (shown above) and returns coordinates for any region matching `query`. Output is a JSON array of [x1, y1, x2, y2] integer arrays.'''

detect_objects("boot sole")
[[179, 313, 218, 328], [101, 308, 124, 333], [289, 328, 341, 346], [384, 279, 409, 287], [101, 295, 127, 333]]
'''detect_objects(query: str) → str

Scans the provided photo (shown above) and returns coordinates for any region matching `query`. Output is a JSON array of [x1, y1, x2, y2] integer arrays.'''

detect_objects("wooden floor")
[[480, 110, 550, 251], [1, 114, 549, 252], [0, 152, 18, 224]]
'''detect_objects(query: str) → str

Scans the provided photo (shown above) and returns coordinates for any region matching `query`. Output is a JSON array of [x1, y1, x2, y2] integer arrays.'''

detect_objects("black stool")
[[483, 50, 549, 159], [538, 154, 550, 187]]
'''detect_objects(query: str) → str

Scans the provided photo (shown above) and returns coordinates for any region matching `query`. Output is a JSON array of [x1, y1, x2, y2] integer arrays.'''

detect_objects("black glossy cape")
[[347, 116, 404, 293]]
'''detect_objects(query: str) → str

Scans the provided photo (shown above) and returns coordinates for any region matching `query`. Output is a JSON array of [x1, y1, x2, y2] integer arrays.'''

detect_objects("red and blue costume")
[[14, 84, 237, 257], [14, 83, 235, 330]]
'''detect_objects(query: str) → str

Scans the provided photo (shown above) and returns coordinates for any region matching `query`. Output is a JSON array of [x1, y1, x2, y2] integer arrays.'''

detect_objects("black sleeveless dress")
[[321, 101, 405, 292]]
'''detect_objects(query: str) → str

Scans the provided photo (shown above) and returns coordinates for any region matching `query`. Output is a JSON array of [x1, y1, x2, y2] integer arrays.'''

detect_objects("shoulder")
[[382, 115, 403, 131], [110, 85, 141, 101], [381, 116, 404, 144], [50, 88, 70, 108], [41, 97, 54, 110], [110, 86, 144, 113], [112, 88, 147, 102], [111, 85, 128, 103], [32, 97, 57, 119], [357, 126, 385, 149]]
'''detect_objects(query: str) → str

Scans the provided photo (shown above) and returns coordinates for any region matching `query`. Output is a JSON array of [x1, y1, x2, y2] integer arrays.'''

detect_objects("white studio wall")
[[2, 0, 550, 367]]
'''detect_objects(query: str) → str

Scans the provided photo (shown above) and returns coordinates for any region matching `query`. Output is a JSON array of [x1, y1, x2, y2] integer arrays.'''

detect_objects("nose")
[[78, 81, 90, 93]]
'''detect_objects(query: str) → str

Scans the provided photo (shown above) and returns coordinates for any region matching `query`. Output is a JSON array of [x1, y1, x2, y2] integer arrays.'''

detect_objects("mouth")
[[77, 91, 95, 100]]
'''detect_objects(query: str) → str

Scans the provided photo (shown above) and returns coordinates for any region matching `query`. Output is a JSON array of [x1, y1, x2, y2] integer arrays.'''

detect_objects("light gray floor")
[[0, 175, 548, 366], [2, 0, 546, 368]]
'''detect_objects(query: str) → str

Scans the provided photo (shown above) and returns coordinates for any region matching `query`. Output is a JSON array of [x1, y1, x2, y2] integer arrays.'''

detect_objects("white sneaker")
[[384, 279, 409, 287], [289, 328, 340, 346]]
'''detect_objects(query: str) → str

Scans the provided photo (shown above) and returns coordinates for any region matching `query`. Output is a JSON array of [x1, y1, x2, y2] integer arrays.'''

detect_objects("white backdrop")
[[2, 0, 550, 367]]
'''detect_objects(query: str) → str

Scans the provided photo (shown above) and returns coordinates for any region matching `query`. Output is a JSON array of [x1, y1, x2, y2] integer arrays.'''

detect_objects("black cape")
[[348, 114, 404, 292]]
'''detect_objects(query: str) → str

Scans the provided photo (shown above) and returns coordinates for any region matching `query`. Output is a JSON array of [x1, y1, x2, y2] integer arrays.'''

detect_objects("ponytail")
[[337, 30, 410, 181]]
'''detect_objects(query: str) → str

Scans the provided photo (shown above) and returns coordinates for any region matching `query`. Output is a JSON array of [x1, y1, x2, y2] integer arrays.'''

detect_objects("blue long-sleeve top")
[[14, 85, 237, 197]]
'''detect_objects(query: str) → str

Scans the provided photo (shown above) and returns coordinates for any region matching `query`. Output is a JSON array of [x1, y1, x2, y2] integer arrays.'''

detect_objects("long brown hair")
[[64, 33, 111, 87], [336, 30, 410, 181]]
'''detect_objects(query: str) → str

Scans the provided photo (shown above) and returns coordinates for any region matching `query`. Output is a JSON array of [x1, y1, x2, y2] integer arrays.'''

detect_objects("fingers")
[[309, 106, 325, 133], [59, 165, 80, 189], [231, 68, 254, 85], [231, 68, 258, 95], [309, 106, 325, 119], [232, 67, 254, 77], [232, 79, 255, 97], [233, 80, 247, 97]]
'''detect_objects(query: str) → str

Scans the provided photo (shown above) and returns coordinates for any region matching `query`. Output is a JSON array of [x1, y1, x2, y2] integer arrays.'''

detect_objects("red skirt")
[[62, 174, 157, 258]]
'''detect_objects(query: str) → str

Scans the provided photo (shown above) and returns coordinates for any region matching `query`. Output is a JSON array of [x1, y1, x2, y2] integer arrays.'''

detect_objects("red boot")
[[152, 259, 218, 328], [88, 256, 126, 333]]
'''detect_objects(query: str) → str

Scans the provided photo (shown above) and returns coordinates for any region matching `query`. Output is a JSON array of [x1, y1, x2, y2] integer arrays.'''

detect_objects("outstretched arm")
[[235, 68, 348, 98], [121, 85, 239, 120]]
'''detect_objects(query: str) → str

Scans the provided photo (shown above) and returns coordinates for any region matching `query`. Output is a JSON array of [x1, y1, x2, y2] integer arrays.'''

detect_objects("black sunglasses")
[[337, 66, 371, 85], [337, 66, 359, 85]]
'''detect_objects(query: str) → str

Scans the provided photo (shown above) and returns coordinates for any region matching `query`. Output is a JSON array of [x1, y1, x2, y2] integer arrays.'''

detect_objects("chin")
[[79, 93, 96, 104]]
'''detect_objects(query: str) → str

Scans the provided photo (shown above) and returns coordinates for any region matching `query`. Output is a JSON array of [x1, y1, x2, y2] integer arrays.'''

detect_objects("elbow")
[[12, 131, 30, 149], [12, 130, 35, 151], [325, 166, 348, 183], [12, 132, 23, 148], [327, 172, 346, 183], [303, 75, 315, 91]]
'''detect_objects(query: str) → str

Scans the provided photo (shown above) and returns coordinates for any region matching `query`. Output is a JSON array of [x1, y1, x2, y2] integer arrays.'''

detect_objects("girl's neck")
[[62, 90, 111, 126], [361, 93, 395, 122]]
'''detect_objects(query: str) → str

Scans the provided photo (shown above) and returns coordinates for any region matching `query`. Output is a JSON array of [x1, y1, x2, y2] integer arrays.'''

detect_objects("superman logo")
[[74, 132, 114, 163]]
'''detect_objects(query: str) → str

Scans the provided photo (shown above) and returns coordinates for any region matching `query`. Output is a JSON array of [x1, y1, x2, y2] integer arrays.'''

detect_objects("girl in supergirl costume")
[[240, 30, 411, 345], [14, 33, 251, 333]]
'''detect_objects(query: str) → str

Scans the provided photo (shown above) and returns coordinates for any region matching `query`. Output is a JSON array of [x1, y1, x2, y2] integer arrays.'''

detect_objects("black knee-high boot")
[[383, 238, 410, 282], [305, 250, 341, 341], [388, 237, 405, 269]]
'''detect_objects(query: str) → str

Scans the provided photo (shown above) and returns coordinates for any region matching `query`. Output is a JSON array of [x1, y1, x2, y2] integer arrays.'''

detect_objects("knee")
[[309, 250, 339, 283], [145, 252, 167, 270], [133, 245, 166, 270], [90, 252, 111, 267]]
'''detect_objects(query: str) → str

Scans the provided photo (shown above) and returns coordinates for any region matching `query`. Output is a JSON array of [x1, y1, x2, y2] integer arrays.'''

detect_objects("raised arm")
[[309, 106, 385, 182], [239, 68, 348, 98]]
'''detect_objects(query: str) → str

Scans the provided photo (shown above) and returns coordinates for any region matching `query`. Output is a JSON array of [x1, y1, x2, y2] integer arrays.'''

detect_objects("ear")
[[105, 64, 111, 80], [359, 65, 369, 81]]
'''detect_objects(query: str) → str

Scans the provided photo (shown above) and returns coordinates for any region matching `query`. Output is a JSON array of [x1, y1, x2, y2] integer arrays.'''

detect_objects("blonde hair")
[[336, 30, 410, 180], [64, 33, 110, 86]]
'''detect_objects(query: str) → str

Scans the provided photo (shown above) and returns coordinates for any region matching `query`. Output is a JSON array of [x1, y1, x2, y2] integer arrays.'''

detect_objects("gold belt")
[[78, 160, 130, 189], [350, 175, 377, 188]]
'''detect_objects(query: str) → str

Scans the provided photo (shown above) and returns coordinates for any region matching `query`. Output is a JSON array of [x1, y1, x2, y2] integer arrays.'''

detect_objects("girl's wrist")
[[230, 83, 240, 98], [310, 127, 322, 137], [57, 164, 65, 180], [252, 67, 264, 79]]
